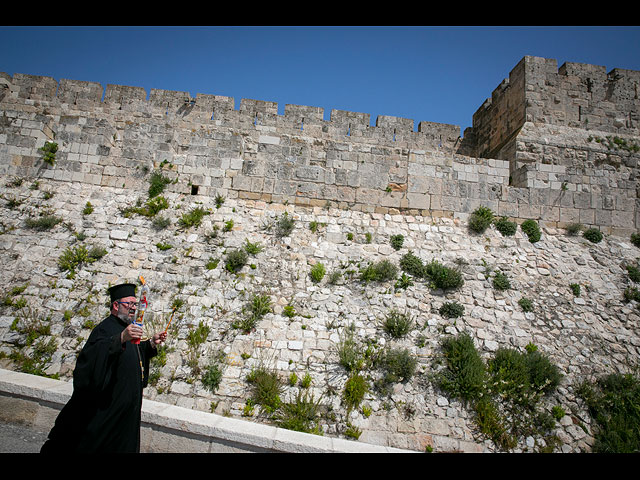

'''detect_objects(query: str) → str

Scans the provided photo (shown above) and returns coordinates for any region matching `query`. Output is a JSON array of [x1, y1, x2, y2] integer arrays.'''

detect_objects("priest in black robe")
[[40, 283, 167, 453]]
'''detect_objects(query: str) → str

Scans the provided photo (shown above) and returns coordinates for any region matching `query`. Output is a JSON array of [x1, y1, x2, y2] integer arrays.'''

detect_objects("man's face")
[[115, 296, 138, 323]]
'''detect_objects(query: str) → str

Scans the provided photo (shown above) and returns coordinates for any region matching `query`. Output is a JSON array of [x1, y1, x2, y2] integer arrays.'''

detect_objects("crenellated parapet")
[[0, 72, 461, 151]]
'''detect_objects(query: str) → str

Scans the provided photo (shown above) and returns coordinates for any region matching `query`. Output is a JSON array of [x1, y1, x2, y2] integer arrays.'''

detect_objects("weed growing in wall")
[[518, 297, 533, 312], [24, 214, 62, 231], [179, 206, 209, 229], [494, 217, 517, 236], [576, 372, 640, 453], [439, 301, 465, 319], [233, 294, 272, 333], [57, 243, 107, 279], [583, 227, 603, 243], [381, 309, 413, 339], [274, 212, 295, 237], [225, 248, 248, 273], [8, 307, 58, 378], [390, 234, 404, 250], [148, 170, 172, 198], [275, 390, 324, 434], [468, 206, 494, 234], [424, 260, 464, 291], [521, 219, 541, 243], [309, 262, 326, 283], [246, 366, 283, 415], [434, 332, 563, 451], [492, 271, 511, 291], [201, 351, 226, 393], [565, 223, 583, 236], [359, 259, 398, 284], [39, 141, 58, 166]]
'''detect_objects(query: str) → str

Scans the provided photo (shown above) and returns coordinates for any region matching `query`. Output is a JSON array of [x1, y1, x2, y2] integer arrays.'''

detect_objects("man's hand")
[[150, 331, 167, 348], [121, 323, 144, 343]]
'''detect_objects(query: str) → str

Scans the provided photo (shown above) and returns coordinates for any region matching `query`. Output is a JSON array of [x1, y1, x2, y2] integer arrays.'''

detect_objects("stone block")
[[559, 207, 580, 224], [407, 193, 430, 210]]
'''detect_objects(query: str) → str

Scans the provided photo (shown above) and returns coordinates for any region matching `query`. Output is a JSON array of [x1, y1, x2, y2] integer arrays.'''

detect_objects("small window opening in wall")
[[191, 185, 199, 195], [347, 123, 351, 136], [211, 109, 215, 121], [393, 129, 396, 141], [301, 117, 304, 131], [254, 113, 258, 126]]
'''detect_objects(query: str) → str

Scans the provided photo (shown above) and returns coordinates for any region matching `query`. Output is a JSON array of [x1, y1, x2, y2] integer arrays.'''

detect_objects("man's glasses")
[[118, 301, 138, 308]]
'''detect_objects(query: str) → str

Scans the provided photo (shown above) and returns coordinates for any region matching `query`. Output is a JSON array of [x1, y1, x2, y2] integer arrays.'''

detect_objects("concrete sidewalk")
[[0, 368, 416, 453], [0, 421, 48, 453]]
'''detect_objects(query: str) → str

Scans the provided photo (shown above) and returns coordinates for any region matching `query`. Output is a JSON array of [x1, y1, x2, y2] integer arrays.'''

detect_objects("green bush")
[[521, 219, 541, 243], [492, 271, 511, 291], [437, 332, 487, 404], [275, 212, 295, 237], [309, 262, 326, 283], [439, 301, 465, 319], [468, 206, 494, 234], [399, 251, 426, 278], [437, 334, 563, 451], [276, 390, 323, 434], [565, 223, 583, 236], [394, 272, 414, 290], [494, 217, 517, 236], [152, 216, 171, 230], [179, 206, 209, 229], [583, 227, 603, 244], [243, 239, 263, 255], [624, 286, 640, 302], [631, 233, 640, 248], [225, 248, 248, 273], [57, 244, 107, 278], [569, 283, 581, 297], [518, 297, 533, 312], [39, 141, 58, 166], [577, 372, 640, 453], [343, 374, 368, 411], [382, 309, 413, 338], [148, 171, 172, 198], [424, 260, 464, 290], [246, 367, 282, 415], [201, 361, 223, 393], [626, 265, 640, 283], [390, 234, 404, 251], [359, 259, 398, 283], [25, 215, 62, 231], [378, 348, 417, 385], [337, 326, 367, 374]]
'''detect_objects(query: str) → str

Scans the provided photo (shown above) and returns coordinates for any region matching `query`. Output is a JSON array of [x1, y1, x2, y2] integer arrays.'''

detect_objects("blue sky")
[[1, 26, 639, 136]]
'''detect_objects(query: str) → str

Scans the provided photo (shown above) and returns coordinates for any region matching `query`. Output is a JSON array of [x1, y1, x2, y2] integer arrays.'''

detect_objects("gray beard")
[[115, 310, 134, 324]]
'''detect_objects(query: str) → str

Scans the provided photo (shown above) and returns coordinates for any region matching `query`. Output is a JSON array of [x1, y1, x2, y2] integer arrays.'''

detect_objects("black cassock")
[[41, 314, 157, 453]]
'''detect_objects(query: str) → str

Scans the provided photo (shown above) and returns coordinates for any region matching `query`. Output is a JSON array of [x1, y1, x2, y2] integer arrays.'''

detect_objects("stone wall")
[[1, 57, 639, 452], [1, 56, 638, 236]]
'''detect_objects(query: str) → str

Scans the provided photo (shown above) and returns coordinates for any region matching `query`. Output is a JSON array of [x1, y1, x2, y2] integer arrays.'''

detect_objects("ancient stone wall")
[[1, 57, 640, 452], [1, 56, 638, 235]]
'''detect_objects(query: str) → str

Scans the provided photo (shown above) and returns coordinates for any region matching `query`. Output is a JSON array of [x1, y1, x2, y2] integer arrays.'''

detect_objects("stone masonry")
[[0, 56, 639, 452]]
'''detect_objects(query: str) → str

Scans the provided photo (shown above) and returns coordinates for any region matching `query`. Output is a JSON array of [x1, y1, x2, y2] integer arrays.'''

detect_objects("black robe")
[[40, 314, 157, 453]]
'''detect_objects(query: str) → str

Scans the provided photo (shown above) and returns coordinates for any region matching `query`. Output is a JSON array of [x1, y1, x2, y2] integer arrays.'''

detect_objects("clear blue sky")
[[1, 26, 639, 135]]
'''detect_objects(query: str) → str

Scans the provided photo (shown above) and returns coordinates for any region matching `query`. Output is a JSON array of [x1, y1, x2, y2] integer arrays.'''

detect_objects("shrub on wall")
[[521, 219, 541, 243], [468, 206, 494, 234], [583, 227, 603, 243]]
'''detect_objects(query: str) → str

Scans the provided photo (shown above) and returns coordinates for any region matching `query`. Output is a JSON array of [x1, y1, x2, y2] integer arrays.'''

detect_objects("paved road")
[[0, 421, 48, 453]]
